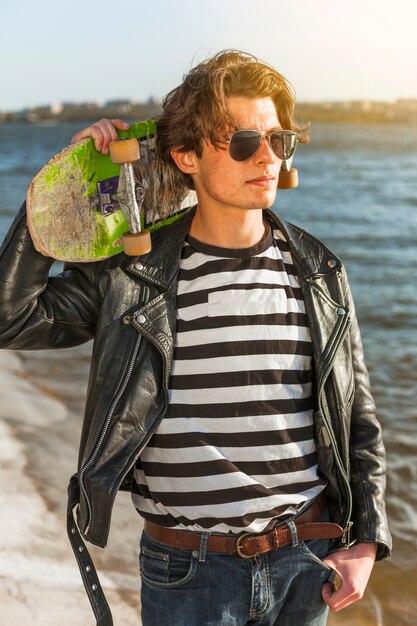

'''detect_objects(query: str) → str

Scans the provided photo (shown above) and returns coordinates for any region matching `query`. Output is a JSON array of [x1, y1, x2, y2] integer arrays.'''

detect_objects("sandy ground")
[[0, 349, 142, 626]]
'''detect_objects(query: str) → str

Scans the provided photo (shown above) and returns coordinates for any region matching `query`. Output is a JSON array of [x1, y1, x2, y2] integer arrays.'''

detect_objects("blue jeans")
[[139, 520, 334, 625]]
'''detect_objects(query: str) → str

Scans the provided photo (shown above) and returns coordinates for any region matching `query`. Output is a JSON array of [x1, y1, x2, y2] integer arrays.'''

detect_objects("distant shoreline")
[[1, 100, 417, 125]]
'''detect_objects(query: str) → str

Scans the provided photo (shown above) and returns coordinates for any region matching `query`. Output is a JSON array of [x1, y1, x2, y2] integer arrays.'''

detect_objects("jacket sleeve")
[[344, 274, 392, 560], [0, 202, 100, 349]]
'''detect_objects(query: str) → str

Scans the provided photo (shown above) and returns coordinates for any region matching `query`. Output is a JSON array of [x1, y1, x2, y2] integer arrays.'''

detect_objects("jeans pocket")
[[139, 533, 199, 589], [299, 537, 333, 571]]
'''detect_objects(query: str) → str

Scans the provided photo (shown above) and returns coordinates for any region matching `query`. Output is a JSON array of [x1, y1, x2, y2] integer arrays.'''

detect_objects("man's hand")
[[70, 119, 130, 154], [322, 542, 377, 612]]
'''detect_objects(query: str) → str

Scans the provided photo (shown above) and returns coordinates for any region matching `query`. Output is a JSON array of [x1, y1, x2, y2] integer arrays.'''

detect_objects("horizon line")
[[2, 96, 417, 114]]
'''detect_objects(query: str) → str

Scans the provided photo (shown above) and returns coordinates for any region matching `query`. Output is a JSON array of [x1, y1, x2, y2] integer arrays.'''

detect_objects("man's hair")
[[156, 49, 308, 189]]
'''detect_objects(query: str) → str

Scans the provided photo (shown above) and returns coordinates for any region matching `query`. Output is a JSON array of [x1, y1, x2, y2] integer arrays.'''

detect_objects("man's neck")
[[189, 205, 266, 249]]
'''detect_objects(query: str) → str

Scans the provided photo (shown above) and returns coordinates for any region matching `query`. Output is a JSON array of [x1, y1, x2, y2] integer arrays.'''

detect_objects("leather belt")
[[143, 493, 344, 559]]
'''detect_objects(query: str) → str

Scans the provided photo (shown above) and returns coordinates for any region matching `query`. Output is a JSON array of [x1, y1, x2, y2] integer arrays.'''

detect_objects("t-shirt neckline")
[[185, 223, 273, 259]]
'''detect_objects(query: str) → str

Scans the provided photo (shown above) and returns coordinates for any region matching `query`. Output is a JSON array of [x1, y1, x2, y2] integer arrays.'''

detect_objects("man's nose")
[[255, 136, 277, 164]]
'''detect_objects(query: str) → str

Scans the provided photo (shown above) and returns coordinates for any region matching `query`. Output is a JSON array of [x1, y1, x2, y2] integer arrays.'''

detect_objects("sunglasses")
[[225, 129, 297, 162]]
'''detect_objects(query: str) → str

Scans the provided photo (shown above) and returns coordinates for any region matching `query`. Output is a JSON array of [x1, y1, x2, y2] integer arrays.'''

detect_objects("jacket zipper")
[[80, 333, 142, 535], [129, 341, 169, 467], [316, 308, 353, 545]]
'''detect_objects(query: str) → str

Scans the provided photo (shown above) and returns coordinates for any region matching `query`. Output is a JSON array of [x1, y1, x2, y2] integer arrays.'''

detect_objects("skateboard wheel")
[[122, 230, 152, 256], [109, 138, 140, 163], [278, 168, 298, 189]]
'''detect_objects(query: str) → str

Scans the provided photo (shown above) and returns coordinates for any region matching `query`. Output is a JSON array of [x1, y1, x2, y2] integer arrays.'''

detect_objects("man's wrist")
[[330, 542, 378, 559]]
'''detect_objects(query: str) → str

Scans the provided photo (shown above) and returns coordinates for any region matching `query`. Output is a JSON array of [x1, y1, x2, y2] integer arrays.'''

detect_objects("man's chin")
[[254, 190, 277, 210], [245, 196, 277, 211]]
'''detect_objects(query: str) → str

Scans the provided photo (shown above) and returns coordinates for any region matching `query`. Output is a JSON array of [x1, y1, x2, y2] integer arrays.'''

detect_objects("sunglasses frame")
[[225, 129, 298, 162]]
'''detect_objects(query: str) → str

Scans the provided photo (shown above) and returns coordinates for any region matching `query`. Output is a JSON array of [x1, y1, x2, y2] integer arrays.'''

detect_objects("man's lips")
[[246, 176, 276, 186]]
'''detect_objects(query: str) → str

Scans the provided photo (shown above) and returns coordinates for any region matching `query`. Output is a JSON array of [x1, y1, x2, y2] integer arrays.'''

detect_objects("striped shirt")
[[132, 223, 325, 533]]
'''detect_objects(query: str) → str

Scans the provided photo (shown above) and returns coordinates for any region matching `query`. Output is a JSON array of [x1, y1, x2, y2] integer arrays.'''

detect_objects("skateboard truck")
[[109, 138, 152, 256], [277, 133, 298, 189]]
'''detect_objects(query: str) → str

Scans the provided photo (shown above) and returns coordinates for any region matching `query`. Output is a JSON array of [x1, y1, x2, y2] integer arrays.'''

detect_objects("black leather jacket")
[[0, 203, 391, 622]]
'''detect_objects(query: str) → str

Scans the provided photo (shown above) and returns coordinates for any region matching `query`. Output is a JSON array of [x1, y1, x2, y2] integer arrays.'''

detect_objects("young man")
[[0, 51, 390, 625]]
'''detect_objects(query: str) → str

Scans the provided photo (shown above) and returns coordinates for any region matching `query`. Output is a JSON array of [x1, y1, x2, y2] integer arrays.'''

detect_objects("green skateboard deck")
[[27, 119, 196, 262]]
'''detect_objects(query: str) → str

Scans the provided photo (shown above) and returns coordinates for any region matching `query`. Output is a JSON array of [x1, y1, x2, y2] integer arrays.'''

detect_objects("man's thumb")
[[321, 582, 333, 607]]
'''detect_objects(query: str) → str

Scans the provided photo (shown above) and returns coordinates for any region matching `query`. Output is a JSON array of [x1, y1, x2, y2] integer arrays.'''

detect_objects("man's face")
[[191, 96, 282, 215]]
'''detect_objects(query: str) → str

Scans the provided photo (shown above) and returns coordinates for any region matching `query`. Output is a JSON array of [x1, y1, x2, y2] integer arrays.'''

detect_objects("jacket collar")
[[125, 206, 342, 288], [264, 210, 342, 279], [125, 207, 196, 289]]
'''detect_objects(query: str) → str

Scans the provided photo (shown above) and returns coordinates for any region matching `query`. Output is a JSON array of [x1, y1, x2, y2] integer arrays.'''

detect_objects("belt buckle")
[[236, 532, 259, 559]]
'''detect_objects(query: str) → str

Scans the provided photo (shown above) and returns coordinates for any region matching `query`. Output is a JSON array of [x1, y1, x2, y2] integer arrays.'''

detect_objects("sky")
[[1, 0, 417, 111]]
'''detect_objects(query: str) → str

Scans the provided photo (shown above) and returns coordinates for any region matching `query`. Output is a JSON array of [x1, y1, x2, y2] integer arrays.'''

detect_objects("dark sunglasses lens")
[[229, 131, 261, 161], [270, 131, 297, 160]]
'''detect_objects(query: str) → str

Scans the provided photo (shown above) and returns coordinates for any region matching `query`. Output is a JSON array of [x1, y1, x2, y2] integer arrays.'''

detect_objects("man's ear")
[[170, 147, 199, 176]]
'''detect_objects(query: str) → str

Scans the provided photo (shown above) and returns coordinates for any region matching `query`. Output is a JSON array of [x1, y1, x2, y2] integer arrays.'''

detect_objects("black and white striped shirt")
[[132, 224, 325, 533]]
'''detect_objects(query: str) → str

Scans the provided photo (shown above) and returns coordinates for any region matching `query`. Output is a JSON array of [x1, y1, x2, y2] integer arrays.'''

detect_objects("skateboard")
[[26, 119, 197, 262], [26, 119, 297, 263]]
